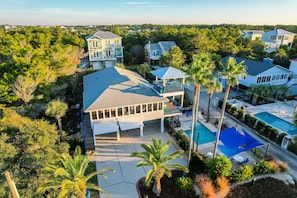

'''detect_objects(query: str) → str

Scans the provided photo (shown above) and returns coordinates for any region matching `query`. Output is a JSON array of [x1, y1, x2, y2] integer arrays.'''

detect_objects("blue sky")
[[1, 0, 296, 25]]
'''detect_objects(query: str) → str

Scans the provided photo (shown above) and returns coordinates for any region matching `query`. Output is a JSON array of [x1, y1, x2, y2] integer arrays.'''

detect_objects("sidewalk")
[[90, 123, 187, 198]]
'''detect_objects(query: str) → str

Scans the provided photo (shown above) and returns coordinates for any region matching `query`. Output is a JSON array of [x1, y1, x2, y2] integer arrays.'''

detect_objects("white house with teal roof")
[[83, 66, 186, 144], [86, 30, 124, 69], [262, 29, 295, 53], [144, 41, 177, 66], [222, 56, 297, 97]]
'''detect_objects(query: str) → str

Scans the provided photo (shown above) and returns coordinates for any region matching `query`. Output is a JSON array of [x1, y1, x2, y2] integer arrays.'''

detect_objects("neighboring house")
[[85, 30, 124, 69], [221, 56, 296, 96], [241, 30, 265, 40], [144, 41, 177, 66], [83, 66, 186, 144], [262, 29, 296, 53]]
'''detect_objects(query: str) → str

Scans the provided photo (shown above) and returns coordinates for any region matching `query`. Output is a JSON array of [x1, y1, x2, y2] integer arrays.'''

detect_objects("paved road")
[[185, 84, 297, 179]]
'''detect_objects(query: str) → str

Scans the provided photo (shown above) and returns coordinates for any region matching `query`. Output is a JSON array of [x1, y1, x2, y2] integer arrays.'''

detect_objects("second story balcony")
[[153, 80, 184, 94], [164, 101, 182, 116]]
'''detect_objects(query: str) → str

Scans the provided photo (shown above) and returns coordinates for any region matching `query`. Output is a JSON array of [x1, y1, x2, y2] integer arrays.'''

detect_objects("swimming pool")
[[184, 120, 215, 144], [255, 112, 297, 136]]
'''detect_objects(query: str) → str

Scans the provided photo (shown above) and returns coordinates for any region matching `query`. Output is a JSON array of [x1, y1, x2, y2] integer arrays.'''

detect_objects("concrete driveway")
[[90, 123, 187, 198]]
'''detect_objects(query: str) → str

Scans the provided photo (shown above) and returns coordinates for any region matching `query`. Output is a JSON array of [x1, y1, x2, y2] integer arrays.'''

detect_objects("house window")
[[153, 103, 158, 111], [98, 110, 104, 119], [105, 109, 110, 118], [106, 50, 111, 57], [272, 75, 276, 80], [136, 105, 141, 114], [115, 39, 119, 44], [277, 35, 283, 40], [117, 108, 123, 116], [267, 76, 271, 82], [256, 77, 261, 83], [142, 104, 147, 113], [158, 102, 163, 110], [270, 36, 276, 40], [148, 104, 152, 112], [110, 109, 116, 117], [284, 36, 289, 40], [130, 106, 135, 114], [106, 40, 110, 45], [124, 107, 129, 115], [91, 111, 97, 120]]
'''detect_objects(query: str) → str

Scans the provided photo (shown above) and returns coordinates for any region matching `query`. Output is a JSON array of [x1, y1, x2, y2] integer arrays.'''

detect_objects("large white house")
[[222, 56, 297, 96], [262, 29, 296, 53], [144, 41, 177, 66], [85, 30, 124, 69], [241, 30, 265, 40], [83, 66, 186, 144]]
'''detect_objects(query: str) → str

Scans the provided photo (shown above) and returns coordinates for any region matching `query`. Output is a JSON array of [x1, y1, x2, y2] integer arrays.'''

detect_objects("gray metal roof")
[[263, 29, 295, 36], [151, 66, 186, 79], [222, 56, 289, 76], [83, 67, 167, 112], [158, 41, 177, 52], [85, 30, 122, 40]]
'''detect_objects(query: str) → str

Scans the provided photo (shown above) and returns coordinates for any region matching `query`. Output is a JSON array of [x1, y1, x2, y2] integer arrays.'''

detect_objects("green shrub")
[[225, 103, 232, 113], [189, 152, 208, 174], [176, 176, 193, 191], [249, 117, 257, 129], [177, 134, 189, 151], [245, 114, 257, 128], [229, 165, 253, 184], [230, 106, 238, 116], [207, 156, 232, 179], [237, 110, 244, 120], [264, 125, 273, 137], [269, 128, 279, 141], [255, 120, 266, 134], [253, 160, 274, 175]]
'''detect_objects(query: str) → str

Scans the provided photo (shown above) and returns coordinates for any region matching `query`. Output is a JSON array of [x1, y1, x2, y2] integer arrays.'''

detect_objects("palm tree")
[[38, 146, 114, 198], [213, 57, 247, 157], [45, 99, 68, 141], [137, 64, 151, 79], [131, 137, 188, 196], [184, 53, 215, 161], [204, 77, 222, 122]]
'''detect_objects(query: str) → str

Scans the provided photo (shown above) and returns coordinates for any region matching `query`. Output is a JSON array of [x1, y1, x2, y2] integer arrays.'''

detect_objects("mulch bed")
[[226, 177, 297, 198], [137, 171, 297, 198], [137, 170, 197, 198]]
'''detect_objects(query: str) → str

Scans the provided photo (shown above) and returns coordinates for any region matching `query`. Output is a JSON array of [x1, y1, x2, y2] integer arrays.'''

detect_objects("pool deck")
[[244, 100, 297, 124]]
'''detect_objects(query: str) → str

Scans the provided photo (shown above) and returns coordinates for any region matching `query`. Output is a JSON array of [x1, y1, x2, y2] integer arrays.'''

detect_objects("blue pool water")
[[255, 112, 297, 136], [184, 120, 215, 144]]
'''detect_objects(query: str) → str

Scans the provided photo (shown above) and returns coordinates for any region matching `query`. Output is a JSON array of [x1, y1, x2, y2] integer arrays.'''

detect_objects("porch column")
[[161, 118, 164, 133], [140, 127, 143, 137], [116, 127, 120, 141], [181, 93, 184, 107]]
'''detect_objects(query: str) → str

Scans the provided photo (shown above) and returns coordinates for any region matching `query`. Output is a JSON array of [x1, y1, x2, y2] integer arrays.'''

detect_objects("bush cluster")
[[176, 176, 193, 191], [172, 130, 189, 151], [189, 152, 208, 174], [229, 165, 253, 184]]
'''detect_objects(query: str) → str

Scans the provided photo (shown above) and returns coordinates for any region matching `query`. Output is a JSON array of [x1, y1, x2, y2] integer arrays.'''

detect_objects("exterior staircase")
[[82, 113, 95, 151]]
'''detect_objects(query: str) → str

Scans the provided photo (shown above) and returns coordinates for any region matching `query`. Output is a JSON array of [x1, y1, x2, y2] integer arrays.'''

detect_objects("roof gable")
[[151, 66, 186, 79], [222, 56, 275, 76], [85, 30, 121, 40]]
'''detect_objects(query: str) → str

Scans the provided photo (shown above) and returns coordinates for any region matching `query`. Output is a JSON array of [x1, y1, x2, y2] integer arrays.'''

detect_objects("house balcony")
[[153, 80, 184, 94], [164, 102, 182, 116]]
